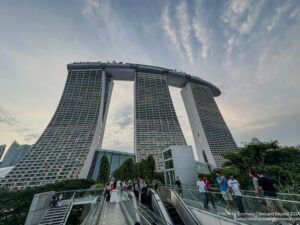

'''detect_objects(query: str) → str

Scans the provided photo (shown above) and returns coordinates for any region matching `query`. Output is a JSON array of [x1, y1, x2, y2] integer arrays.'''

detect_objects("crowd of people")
[[174, 171, 298, 224], [104, 178, 153, 208]]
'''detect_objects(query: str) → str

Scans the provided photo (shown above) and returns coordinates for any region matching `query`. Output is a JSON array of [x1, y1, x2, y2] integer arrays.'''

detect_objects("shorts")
[[221, 191, 233, 201], [265, 196, 283, 209]]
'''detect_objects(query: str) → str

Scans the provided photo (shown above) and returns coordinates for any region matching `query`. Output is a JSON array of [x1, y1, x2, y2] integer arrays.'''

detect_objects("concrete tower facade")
[[1, 68, 113, 188], [135, 72, 186, 170], [181, 83, 237, 168]]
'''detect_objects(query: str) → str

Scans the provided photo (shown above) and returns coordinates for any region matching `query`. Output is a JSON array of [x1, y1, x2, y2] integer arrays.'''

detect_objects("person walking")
[[216, 171, 234, 214], [51, 194, 57, 208], [110, 182, 118, 203], [122, 181, 126, 191], [141, 181, 149, 205], [257, 172, 297, 225], [203, 176, 216, 208], [139, 179, 144, 200], [228, 175, 245, 214], [134, 180, 140, 200], [197, 176, 208, 208], [175, 176, 183, 197], [154, 180, 159, 192], [105, 182, 112, 202], [128, 180, 134, 191], [248, 171, 267, 208]]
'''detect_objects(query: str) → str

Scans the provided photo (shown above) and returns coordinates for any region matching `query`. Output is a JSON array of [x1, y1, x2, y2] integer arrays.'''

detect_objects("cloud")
[[192, 1, 211, 59], [289, 7, 300, 22], [226, 35, 240, 55], [82, 0, 152, 64], [267, 3, 292, 32], [161, 5, 180, 52], [0, 105, 41, 143], [239, 1, 265, 34], [221, 0, 250, 31], [102, 108, 134, 152], [221, 0, 265, 35], [23, 133, 40, 142], [0, 106, 18, 126], [176, 0, 194, 63], [112, 106, 133, 129]]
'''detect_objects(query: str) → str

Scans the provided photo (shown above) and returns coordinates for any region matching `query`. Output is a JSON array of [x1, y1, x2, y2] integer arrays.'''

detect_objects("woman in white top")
[[110, 182, 118, 203]]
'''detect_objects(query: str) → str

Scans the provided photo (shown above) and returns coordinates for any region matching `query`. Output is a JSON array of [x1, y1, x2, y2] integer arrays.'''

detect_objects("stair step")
[[40, 217, 63, 222], [42, 214, 65, 219]]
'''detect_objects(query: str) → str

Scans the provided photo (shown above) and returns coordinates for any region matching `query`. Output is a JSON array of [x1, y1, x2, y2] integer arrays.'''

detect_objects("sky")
[[0, 0, 299, 155]]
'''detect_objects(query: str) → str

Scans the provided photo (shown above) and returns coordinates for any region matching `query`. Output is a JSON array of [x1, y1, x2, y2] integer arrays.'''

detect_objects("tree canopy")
[[113, 155, 156, 182], [97, 154, 110, 184], [204, 141, 300, 191]]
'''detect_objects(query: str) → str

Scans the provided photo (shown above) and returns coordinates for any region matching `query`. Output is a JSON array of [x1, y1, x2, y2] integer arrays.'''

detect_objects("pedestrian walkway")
[[99, 202, 128, 225]]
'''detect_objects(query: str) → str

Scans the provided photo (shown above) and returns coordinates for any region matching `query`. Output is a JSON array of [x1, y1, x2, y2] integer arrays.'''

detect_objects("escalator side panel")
[[158, 186, 200, 225]]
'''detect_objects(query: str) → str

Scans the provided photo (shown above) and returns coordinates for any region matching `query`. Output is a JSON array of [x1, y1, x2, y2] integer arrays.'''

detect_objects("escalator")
[[157, 186, 200, 225], [80, 187, 199, 225], [164, 202, 184, 225]]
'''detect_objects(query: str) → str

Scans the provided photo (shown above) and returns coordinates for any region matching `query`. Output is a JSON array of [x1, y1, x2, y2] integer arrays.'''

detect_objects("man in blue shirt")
[[216, 171, 233, 213]]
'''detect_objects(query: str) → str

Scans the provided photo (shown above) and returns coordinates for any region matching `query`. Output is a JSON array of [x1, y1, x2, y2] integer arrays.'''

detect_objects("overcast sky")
[[0, 0, 299, 154]]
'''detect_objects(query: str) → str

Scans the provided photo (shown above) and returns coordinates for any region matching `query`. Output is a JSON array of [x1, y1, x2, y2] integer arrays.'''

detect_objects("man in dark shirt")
[[257, 172, 297, 225], [175, 177, 182, 197]]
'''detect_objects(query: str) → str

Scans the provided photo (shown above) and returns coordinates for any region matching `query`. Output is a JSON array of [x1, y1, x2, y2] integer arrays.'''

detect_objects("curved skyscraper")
[[1, 62, 237, 189]]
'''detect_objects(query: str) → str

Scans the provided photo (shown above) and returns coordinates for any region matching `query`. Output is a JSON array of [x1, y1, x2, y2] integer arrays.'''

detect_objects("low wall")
[[25, 191, 55, 225], [189, 206, 248, 225]]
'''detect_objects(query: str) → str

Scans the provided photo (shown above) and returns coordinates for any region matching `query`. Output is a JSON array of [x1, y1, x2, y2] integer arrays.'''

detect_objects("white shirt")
[[228, 179, 242, 196], [197, 180, 206, 193]]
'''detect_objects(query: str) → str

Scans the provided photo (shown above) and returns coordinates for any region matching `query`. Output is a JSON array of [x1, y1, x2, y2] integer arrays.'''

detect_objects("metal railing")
[[168, 185, 300, 225], [61, 192, 75, 225], [54, 188, 104, 200], [159, 186, 199, 225], [120, 191, 173, 225]]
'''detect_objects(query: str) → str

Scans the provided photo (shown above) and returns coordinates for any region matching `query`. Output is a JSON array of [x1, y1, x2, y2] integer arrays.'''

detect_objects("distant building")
[[162, 146, 198, 185], [0, 144, 6, 160], [250, 138, 262, 144], [90, 149, 135, 181], [0, 141, 31, 168]]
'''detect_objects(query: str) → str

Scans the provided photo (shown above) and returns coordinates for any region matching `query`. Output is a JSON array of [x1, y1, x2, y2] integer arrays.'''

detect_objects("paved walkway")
[[98, 202, 128, 225]]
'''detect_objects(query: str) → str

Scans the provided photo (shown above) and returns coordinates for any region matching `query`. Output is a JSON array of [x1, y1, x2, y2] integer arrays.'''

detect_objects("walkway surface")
[[98, 202, 128, 225], [97, 192, 131, 225]]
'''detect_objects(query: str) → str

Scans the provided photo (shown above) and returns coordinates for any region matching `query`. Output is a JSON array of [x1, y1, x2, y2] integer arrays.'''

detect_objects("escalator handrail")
[[160, 186, 200, 225], [149, 189, 174, 225]]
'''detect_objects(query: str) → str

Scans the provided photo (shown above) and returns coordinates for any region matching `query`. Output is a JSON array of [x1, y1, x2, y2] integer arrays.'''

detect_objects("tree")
[[112, 155, 156, 182], [145, 155, 155, 182], [97, 154, 110, 184], [123, 158, 134, 180], [218, 141, 300, 190]]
